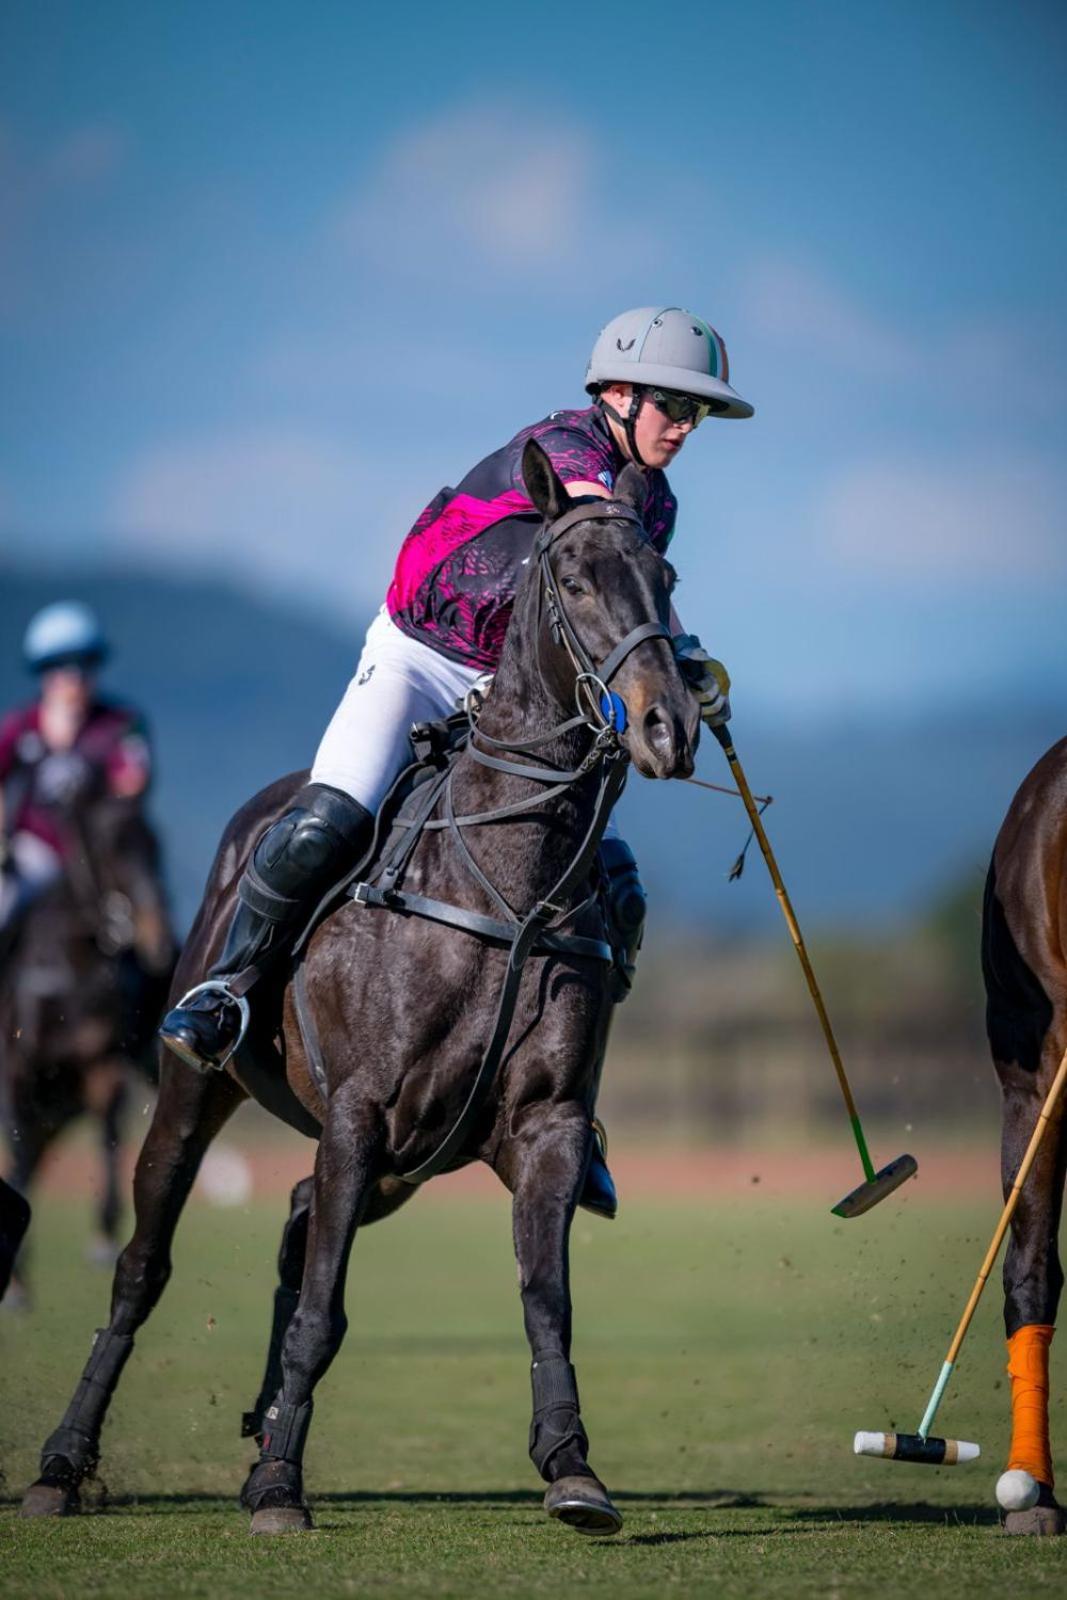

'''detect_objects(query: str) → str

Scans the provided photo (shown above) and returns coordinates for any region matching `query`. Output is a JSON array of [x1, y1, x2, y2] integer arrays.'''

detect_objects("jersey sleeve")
[[104, 710, 153, 797], [513, 424, 614, 493], [646, 477, 678, 553], [0, 710, 24, 783]]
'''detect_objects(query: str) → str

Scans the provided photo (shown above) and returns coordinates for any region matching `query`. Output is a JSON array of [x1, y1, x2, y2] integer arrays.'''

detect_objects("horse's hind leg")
[[87, 1065, 128, 1265], [21, 1060, 245, 1517], [242, 1086, 380, 1534], [3, 1097, 78, 1306], [506, 1102, 622, 1536], [1000, 1035, 1067, 1536], [240, 1175, 314, 1451]]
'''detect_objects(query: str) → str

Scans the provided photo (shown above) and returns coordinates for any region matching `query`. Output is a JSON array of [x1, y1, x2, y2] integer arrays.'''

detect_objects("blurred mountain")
[[2, 561, 1062, 936]]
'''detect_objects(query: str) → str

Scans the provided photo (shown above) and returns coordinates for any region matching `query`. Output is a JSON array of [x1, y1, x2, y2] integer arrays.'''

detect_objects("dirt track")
[[32, 1132, 997, 1204]]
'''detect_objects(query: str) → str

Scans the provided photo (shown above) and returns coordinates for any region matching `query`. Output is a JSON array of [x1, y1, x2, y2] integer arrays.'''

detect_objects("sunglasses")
[[642, 387, 725, 427]]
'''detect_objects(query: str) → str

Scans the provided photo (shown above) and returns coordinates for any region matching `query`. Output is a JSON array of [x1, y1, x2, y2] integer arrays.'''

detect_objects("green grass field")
[[2, 1177, 1064, 1598]]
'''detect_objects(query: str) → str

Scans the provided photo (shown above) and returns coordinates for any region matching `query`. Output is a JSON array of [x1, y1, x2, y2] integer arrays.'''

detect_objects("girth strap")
[[352, 883, 612, 964]]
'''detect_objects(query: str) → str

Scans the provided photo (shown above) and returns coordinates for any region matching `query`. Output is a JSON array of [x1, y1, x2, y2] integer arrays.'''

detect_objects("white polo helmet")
[[23, 600, 109, 673], [585, 306, 753, 419]]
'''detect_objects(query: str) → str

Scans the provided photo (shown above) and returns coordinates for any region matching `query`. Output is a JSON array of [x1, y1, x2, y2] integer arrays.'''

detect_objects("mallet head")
[[832, 1154, 917, 1218], [854, 1430, 980, 1466]]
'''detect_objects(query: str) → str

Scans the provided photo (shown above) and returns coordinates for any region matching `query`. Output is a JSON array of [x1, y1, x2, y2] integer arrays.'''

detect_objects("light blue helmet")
[[23, 601, 109, 674]]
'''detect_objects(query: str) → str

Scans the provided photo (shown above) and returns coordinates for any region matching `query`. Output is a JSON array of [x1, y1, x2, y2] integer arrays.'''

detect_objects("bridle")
[[465, 497, 673, 795]]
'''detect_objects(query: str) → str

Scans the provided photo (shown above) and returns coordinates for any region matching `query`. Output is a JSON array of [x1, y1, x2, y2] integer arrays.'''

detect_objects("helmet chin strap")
[[597, 388, 648, 469]]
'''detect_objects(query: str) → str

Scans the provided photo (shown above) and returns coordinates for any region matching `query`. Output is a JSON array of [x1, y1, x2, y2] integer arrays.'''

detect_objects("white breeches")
[[0, 831, 63, 929], [311, 607, 485, 812], [311, 606, 618, 838]]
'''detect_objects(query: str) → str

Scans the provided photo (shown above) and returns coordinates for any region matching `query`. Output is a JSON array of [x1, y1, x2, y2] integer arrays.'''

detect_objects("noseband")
[[532, 500, 673, 733]]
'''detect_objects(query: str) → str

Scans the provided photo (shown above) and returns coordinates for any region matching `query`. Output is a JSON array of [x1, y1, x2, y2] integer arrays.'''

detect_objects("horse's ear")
[[522, 439, 571, 523], [613, 462, 647, 520]]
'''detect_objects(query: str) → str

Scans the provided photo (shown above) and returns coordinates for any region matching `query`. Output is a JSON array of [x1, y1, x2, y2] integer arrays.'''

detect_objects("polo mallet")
[[855, 1041, 1067, 1466], [711, 724, 917, 1217]]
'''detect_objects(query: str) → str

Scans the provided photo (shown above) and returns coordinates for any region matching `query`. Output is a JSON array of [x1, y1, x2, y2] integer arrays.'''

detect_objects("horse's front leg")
[[242, 1085, 380, 1536], [1000, 1043, 1067, 1536], [86, 1062, 128, 1265], [508, 1102, 622, 1536], [239, 1175, 314, 1455]]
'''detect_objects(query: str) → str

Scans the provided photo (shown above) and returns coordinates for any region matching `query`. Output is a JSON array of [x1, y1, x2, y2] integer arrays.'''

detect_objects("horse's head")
[[79, 797, 177, 975], [518, 439, 699, 780]]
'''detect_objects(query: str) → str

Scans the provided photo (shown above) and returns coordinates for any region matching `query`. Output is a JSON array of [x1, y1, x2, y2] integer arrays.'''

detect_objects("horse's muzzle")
[[629, 703, 696, 780]]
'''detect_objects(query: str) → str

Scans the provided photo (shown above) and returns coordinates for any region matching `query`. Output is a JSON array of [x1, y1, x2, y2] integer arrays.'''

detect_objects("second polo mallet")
[[712, 724, 917, 1217]]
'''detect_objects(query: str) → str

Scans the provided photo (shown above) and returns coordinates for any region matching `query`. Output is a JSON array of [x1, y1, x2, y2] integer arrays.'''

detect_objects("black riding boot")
[[159, 784, 372, 1072], [578, 840, 647, 1222]]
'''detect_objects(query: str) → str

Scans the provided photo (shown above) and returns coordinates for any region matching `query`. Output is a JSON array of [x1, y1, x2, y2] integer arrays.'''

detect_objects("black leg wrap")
[[528, 1354, 588, 1479], [241, 1457, 305, 1514], [260, 1397, 314, 1465], [40, 1328, 134, 1481], [241, 1287, 300, 1439]]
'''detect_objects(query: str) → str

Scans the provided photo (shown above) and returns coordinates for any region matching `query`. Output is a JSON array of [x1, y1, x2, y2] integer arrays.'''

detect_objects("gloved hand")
[[673, 635, 731, 727]]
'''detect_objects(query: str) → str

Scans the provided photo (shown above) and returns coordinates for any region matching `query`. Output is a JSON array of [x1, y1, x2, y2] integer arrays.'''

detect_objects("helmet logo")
[[616, 337, 635, 352]]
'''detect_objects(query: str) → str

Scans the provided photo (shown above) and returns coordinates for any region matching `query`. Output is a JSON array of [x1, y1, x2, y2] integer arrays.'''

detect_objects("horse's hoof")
[[250, 1504, 313, 1535], [1004, 1504, 1066, 1536], [544, 1474, 623, 1536], [20, 1480, 80, 1518]]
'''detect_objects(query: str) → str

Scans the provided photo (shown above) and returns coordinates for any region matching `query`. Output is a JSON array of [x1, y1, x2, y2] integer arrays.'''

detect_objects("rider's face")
[[599, 383, 697, 469], [40, 665, 94, 712]]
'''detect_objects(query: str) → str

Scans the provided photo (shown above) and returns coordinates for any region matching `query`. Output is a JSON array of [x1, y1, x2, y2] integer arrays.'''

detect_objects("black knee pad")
[[254, 786, 372, 897]]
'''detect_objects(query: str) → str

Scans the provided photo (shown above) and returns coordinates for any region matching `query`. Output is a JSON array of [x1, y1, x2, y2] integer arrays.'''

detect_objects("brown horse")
[[982, 735, 1067, 1535], [1, 795, 176, 1296], [20, 443, 699, 1536]]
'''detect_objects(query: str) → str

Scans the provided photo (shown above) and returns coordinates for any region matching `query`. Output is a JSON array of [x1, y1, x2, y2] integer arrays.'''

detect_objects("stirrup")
[[171, 979, 252, 1072]]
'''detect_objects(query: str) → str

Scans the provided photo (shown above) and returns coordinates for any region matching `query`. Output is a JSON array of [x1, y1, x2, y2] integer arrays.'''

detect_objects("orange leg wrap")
[[1006, 1323, 1055, 1487]]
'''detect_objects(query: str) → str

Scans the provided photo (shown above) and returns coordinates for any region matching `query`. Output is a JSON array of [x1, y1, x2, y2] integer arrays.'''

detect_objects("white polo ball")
[[995, 1469, 1039, 1511]]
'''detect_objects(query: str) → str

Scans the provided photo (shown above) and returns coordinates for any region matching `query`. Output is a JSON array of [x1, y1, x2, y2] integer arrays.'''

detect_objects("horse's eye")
[[561, 577, 584, 596]]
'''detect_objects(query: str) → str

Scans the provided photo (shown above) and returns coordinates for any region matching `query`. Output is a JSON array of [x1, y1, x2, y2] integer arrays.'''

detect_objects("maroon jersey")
[[387, 405, 677, 670], [0, 698, 151, 857]]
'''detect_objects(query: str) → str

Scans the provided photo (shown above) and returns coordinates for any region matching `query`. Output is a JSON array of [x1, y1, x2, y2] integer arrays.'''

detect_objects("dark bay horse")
[[982, 735, 1067, 1535], [21, 443, 699, 1536], [1, 795, 176, 1295]]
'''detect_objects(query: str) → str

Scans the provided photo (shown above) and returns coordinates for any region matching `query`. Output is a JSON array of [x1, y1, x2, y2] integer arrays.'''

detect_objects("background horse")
[[20, 443, 698, 1536], [982, 734, 1067, 1535], [1, 793, 176, 1296]]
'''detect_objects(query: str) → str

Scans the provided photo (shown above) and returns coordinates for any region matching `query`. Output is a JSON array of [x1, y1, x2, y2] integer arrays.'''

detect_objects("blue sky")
[[2, 0, 1065, 719]]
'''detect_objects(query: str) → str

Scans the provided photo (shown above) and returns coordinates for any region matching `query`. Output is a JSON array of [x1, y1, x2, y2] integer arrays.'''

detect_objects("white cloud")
[[820, 453, 1066, 581], [108, 427, 398, 615], [742, 256, 1067, 420], [0, 118, 133, 322], [332, 98, 635, 285], [744, 257, 915, 379]]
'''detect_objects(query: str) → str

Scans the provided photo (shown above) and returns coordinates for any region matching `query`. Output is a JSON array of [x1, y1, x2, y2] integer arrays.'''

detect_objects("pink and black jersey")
[[387, 405, 677, 670], [0, 698, 151, 857]]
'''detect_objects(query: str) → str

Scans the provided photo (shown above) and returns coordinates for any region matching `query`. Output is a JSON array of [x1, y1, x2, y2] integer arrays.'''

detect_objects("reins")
[[337, 496, 673, 1184]]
